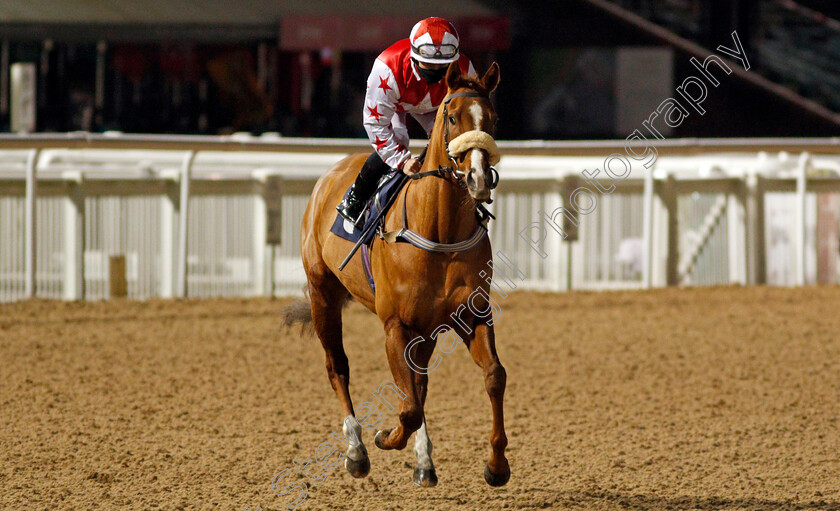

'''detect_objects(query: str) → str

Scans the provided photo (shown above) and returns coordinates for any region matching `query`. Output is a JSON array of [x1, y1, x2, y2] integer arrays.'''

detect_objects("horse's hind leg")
[[465, 322, 510, 487], [307, 269, 370, 478]]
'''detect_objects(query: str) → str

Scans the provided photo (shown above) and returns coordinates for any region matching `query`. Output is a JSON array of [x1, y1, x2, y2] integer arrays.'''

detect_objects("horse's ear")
[[445, 61, 462, 90], [482, 62, 500, 93]]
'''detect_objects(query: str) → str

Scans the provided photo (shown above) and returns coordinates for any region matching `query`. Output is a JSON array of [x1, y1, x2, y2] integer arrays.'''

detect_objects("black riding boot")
[[337, 151, 391, 226]]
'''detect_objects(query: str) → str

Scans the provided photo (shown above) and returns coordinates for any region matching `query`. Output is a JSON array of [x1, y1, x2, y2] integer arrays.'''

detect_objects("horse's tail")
[[283, 286, 314, 335], [282, 286, 352, 335], [283, 301, 313, 329]]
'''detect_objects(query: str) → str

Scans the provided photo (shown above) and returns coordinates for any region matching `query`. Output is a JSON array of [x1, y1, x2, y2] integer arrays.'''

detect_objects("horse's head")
[[439, 61, 501, 203]]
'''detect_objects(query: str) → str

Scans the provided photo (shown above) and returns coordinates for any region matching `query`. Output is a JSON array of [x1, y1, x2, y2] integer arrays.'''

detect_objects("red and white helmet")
[[409, 17, 460, 64]]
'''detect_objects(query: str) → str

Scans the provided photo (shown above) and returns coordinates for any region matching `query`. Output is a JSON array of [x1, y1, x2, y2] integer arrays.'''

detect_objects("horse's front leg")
[[465, 322, 510, 486], [374, 318, 426, 451]]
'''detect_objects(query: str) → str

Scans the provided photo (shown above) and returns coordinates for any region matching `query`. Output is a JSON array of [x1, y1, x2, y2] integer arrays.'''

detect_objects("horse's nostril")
[[467, 172, 478, 191]]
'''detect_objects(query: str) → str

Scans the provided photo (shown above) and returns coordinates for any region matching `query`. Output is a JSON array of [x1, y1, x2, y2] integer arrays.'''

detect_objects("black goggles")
[[412, 43, 458, 60]]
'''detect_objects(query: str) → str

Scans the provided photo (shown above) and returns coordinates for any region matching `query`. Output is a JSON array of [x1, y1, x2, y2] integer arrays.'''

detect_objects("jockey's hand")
[[402, 157, 422, 176]]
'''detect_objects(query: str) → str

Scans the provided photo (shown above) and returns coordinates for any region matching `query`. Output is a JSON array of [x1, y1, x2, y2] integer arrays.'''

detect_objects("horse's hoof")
[[374, 429, 392, 450], [345, 455, 370, 478], [413, 467, 438, 488], [484, 463, 510, 487]]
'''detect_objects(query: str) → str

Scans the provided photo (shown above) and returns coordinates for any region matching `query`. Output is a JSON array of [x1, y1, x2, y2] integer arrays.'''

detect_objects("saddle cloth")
[[329, 171, 408, 246], [329, 171, 409, 295]]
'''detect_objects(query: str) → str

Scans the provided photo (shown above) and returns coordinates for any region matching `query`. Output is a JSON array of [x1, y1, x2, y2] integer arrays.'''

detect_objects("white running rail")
[[1, 133, 840, 301]]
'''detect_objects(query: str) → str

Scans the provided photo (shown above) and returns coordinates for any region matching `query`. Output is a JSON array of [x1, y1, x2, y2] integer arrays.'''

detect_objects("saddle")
[[330, 167, 493, 295], [329, 171, 409, 246]]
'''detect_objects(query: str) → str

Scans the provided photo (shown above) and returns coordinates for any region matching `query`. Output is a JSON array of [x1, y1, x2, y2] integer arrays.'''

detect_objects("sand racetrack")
[[1, 286, 840, 510]]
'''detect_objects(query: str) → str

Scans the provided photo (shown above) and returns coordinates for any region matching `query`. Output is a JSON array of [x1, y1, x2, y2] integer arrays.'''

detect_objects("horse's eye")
[[449, 116, 456, 125]]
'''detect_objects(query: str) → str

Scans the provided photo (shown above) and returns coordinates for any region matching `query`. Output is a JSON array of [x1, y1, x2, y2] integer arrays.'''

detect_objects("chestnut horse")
[[288, 61, 509, 488]]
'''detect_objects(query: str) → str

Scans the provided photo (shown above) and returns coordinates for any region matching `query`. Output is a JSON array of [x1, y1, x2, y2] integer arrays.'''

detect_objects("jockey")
[[337, 17, 477, 226]]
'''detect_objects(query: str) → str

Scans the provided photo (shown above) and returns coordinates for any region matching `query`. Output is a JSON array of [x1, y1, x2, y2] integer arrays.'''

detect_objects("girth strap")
[[380, 180, 488, 253], [382, 224, 487, 253]]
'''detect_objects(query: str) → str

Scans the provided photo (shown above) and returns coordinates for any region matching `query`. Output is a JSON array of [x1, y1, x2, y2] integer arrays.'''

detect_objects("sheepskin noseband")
[[447, 130, 501, 166]]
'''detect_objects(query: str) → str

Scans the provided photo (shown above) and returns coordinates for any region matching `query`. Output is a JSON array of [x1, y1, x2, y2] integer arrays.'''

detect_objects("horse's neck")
[[407, 136, 478, 244]]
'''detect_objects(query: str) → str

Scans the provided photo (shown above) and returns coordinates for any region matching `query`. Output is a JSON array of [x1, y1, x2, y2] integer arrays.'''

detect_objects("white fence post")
[[176, 151, 196, 298], [727, 181, 747, 285], [795, 152, 809, 286], [547, 181, 564, 292], [252, 178, 268, 297], [62, 175, 85, 300], [661, 174, 679, 286], [600, 191, 613, 285], [24, 149, 39, 298], [745, 171, 766, 285], [650, 179, 669, 287], [159, 187, 177, 299], [642, 162, 655, 288]]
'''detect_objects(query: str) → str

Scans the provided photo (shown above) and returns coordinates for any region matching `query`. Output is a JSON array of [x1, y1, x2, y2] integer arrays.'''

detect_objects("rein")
[[379, 90, 499, 253], [406, 170, 496, 224]]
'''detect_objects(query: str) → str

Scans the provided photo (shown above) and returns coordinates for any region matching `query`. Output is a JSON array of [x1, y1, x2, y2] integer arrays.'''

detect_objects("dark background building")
[[1, 0, 838, 138]]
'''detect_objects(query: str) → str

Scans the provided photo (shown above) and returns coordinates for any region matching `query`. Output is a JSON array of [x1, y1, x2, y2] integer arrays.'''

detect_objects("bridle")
[[370, 90, 504, 257], [409, 91, 500, 195]]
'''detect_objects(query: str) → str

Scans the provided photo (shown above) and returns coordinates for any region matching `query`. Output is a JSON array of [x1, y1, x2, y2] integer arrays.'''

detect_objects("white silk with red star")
[[362, 43, 476, 169]]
